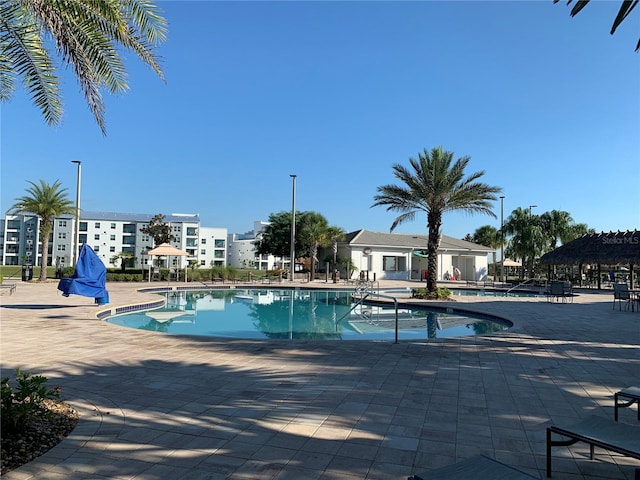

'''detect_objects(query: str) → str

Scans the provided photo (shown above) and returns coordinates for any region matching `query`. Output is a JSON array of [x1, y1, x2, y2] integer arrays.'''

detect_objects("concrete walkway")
[[1, 280, 639, 479]]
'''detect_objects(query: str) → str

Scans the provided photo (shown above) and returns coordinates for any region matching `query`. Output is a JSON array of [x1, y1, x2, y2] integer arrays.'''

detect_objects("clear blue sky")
[[2, 1, 639, 240]]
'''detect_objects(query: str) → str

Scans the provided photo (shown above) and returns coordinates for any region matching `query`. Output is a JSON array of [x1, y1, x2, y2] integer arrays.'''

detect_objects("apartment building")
[[226, 221, 287, 271], [0, 212, 227, 270]]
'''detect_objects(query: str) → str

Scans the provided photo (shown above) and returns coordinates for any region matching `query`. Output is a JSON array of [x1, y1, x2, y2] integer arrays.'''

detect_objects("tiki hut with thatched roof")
[[539, 230, 640, 289]]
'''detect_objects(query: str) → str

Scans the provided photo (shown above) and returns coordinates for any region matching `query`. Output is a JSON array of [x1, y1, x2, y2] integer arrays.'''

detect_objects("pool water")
[[106, 289, 510, 341]]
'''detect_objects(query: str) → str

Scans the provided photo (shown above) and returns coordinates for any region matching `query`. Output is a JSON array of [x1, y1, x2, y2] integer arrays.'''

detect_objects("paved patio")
[[1, 280, 638, 479]]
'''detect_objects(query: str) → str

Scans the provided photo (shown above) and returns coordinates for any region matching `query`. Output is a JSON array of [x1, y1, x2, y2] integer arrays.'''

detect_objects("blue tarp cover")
[[57, 244, 110, 304]]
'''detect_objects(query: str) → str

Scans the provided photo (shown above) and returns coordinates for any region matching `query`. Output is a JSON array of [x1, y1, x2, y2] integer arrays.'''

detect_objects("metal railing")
[[339, 282, 400, 343], [506, 278, 547, 294]]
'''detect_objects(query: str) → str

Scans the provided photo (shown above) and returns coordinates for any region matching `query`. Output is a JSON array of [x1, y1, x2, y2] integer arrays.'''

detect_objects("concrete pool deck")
[[1, 280, 639, 479]]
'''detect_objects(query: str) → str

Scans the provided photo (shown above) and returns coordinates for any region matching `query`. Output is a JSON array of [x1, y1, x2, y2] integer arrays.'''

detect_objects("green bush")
[[411, 287, 452, 300], [1, 370, 61, 434]]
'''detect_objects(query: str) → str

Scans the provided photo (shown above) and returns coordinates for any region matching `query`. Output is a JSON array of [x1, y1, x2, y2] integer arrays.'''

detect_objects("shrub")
[[1, 370, 61, 434], [411, 287, 452, 300]]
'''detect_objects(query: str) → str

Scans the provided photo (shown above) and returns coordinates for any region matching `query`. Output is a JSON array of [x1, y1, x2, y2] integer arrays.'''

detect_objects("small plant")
[[1, 369, 61, 434]]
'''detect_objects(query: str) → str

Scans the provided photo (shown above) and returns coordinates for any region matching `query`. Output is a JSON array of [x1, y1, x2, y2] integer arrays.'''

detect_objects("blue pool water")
[[105, 289, 510, 341]]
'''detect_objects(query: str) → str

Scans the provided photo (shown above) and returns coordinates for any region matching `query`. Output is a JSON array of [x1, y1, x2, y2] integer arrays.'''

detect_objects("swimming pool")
[[105, 289, 511, 341]]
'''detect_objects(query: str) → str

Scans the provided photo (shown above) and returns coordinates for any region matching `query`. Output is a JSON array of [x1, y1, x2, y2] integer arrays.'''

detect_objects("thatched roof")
[[539, 231, 640, 265]]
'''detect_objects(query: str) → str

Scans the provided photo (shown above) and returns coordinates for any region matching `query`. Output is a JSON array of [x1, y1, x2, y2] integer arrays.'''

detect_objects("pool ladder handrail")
[[339, 285, 400, 343], [506, 278, 547, 294]]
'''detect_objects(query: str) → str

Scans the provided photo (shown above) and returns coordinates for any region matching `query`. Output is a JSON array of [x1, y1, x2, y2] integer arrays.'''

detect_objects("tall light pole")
[[529, 204, 537, 214], [500, 195, 505, 284], [71, 160, 82, 268], [289, 174, 296, 282]]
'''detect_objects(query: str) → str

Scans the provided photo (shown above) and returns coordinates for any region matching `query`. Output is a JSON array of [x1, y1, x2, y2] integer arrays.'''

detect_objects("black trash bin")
[[21, 265, 33, 281]]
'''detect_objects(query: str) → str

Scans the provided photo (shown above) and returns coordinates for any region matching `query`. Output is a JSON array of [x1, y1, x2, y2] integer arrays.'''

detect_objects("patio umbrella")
[[146, 243, 188, 283], [492, 258, 522, 267]]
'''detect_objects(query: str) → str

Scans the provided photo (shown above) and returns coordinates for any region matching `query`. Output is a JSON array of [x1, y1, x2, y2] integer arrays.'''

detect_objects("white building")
[[0, 212, 227, 270], [226, 221, 287, 271], [335, 230, 492, 282]]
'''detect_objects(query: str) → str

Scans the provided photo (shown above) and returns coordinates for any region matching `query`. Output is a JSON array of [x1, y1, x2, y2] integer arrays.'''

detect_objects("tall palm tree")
[[9, 180, 75, 281], [472, 225, 501, 281], [327, 226, 345, 281], [372, 146, 502, 294], [298, 212, 332, 282], [503, 207, 545, 279], [540, 209, 574, 251], [0, 0, 167, 134]]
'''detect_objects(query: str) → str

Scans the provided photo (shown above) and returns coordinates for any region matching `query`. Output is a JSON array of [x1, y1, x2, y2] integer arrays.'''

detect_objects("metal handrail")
[[507, 278, 541, 294], [339, 284, 400, 343], [365, 292, 400, 343]]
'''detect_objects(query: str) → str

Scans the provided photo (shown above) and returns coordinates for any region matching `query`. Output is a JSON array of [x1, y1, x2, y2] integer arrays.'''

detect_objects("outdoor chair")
[[546, 281, 572, 303], [613, 283, 631, 311], [615, 385, 640, 421], [546, 415, 640, 477], [408, 454, 539, 480]]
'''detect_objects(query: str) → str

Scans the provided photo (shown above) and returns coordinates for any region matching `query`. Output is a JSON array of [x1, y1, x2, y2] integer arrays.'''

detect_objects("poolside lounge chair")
[[546, 415, 640, 477], [613, 283, 631, 311], [615, 385, 640, 421], [407, 455, 539, 479]]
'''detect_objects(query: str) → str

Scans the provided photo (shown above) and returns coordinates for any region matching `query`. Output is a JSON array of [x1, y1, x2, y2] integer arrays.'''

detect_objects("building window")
[[94, 222, 101, 228], [110, 235, 116, 241], [110, 246, 116, 252], [383, 256, 406, 272], [186, 227, 197, 236], [214, 239, 225, 248], [200, 260, 206, 266], [201, 239, 206, 244], [111, 223, 116, 229], [93, 246, 100, 252], [58, 220, 67, 227], [79, 234, 87, 243], [57, 244, 66, 251], [58, 232, 66, 239], [94, 234, 100, 240], [200, 249, 206, 255], [79, 222, 88, 232], [214, 250, 224, 259], [123, 224, 136, 234], [141, 235, 149, 242]]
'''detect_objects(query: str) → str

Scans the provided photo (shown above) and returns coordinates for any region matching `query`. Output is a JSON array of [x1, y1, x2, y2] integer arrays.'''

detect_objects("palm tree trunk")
[[427, 215, 442, 293], [38, 222, 52, 281]]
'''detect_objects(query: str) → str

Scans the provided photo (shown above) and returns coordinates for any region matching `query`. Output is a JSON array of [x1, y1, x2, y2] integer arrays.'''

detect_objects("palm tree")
[[554, 0, 639, 51], [0, 0, 167, 134], [503, 207, 545, 279], [297, 212, 333, 282], [372, 146, 502, 294], [472, 225, 501, 281], [540, 210, 574, 251], [9, 180, 75, 281], [327, 226, 346, 281]]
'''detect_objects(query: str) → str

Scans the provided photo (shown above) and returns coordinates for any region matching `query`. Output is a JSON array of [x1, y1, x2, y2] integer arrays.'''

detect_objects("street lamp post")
[[500, 195, 505, 284], [289, 175, 296, 283], [71, 160, 82, 268]]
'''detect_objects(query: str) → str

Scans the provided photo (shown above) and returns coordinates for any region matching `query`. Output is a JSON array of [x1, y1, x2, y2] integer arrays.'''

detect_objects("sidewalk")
[[1, 280, 639, 479]]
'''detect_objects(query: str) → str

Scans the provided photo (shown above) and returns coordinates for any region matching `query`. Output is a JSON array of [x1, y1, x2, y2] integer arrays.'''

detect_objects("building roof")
[[539, 231, 640, 265], [343, 230, 493, 253], [81, 211, 200, 223]]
